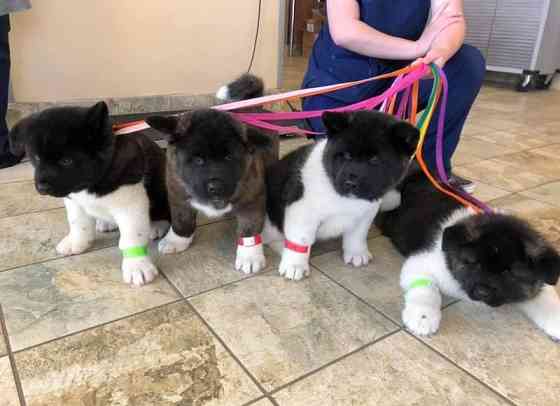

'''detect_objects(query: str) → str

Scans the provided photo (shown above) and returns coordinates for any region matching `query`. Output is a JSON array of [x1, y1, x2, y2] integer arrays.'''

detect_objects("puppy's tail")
[[216, 73, 264, 102]]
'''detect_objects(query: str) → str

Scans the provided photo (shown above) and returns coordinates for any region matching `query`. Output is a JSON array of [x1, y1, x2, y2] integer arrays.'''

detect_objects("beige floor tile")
[[491, 195, 560, 250], [529, 143, 560, 160], [0, 247, 180, 352], [273, 332, 509, 406], [0, 182, 63, 219], [0, 357, 20, 406], [456, 159, 555, 192], [0, 209, 118, 272], [422, 301, 560, 406], [471, 181, 511, 203], [472, 130, 556, 151], [15, 302, 262, 406], [312, 237, 453, 323], [155, 221, 280, 298], [312, 237, 404, 322], [454, 138, 521, 160], [0, 162, 34, 185], [0, 326, 6, 357], [493, 151, 560, 179], [190, 272, 397, 391], [250, 400, 274, 406], [521, 181, 560, 208], [452, 148, 485, 166]]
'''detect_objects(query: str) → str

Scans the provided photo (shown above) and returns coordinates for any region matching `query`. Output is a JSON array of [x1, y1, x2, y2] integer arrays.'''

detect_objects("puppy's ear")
[[245, 127, 274, 155], [322, 111, 351, 135], [8, 118, 29, 156], [146, 113, 191, 144], [389, 121, 420, 156], [86, 101, 110, 137], [442, 223, 476, 252]]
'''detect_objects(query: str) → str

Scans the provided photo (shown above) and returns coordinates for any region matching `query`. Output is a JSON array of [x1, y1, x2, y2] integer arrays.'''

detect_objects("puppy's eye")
[[343, 152, 352, 161], [224, 154, 233, 161], [59, 157, 73, 167], [193, 156, 205, 166], [369, 155, 379, 164]]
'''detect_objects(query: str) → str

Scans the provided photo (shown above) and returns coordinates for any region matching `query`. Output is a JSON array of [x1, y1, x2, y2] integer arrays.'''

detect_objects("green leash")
[[121, 245, 148, 258]]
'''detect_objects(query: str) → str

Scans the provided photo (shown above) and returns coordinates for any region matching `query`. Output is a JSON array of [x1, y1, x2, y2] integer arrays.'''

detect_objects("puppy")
[[377, 171, 560, 340], [9, 102, 170, 286], [146, 76, 278, 274], [263, 110, 419, 280]]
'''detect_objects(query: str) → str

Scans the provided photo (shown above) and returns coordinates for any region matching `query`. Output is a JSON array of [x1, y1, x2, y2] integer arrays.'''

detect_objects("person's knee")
[[457, 44, 486, 88]]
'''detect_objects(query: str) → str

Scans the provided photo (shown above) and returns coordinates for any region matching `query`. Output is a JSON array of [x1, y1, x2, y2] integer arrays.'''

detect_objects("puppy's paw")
[[542, 316, 560, 342], [402, 304, 442, 337], [96, 219, 118, 233], [278, 250, 310, 281], [150, 220, 170, 240], [56, 234, 93, 256], [122, 257, 159, 286], [158, 229, 193, 254], [235, 244, 266, 274], [343, 249, 373, 267]]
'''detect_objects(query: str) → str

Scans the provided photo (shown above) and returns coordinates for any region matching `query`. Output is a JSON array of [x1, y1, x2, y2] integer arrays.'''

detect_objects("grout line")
[[185, 301, 270, 399], [0, 217, 230, 274], [402, 329, 518, 406], [10, 297, 186, 355], [267, 329, 401, 397], [0, 304, 27, 406], [311, 263, 402, 327], [241, 396, 268, 406]]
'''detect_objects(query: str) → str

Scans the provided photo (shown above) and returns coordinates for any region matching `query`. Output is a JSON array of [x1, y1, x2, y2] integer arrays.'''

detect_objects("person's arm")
[[327, 0, 462, 61], [416, 0, 466, 66]]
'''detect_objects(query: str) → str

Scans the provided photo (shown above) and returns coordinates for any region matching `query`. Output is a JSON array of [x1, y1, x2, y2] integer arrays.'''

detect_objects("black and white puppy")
[[146, 76, 277, 273], [9, 102, 170, 286], [263, 110, 419, 280], [377, 171, 560, 340]]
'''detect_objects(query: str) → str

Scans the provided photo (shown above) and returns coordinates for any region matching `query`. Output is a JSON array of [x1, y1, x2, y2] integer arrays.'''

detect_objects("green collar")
[[406, 277, 433, 292]]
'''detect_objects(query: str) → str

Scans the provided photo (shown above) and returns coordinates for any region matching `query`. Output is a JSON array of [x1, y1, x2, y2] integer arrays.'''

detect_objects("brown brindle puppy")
[[147, 105, 278, 274]]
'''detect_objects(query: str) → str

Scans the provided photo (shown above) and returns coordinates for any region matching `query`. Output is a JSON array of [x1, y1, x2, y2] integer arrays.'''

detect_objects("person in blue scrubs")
[[302, 0, 485, 193]]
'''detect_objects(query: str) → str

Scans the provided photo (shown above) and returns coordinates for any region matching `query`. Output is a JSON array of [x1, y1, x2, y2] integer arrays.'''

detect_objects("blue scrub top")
[[303, 0, 431, 102]]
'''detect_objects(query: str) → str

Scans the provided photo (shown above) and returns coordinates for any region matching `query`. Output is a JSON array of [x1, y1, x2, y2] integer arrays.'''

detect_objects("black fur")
[[9, 102, 169, 221], [377, 172, 560, 307], [224, 73, 265, 101], [266, 110, 419, 231], [266, 144, 314, 231]]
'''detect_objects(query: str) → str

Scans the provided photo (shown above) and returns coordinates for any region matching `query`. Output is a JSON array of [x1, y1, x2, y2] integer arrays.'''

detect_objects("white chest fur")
[[69, 183, 147, 222], [292, 140, 380, 241]]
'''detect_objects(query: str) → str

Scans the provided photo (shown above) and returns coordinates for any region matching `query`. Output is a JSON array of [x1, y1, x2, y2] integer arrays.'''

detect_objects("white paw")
[[278, 250, 310, 281], [235, 244, 266, 274], [158, 228, 193, 254], [56, 234, 93, 256], [542, 317, 560, 342], [402, 304, 442, 336], [343, 249, 373, 267], [122, 257, 159, 286], [150, 220, 170, 240], [96, 219, 118, 233]]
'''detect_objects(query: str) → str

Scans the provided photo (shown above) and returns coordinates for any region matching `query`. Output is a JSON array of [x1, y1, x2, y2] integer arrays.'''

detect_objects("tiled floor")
[[1, 60, 560, 405]]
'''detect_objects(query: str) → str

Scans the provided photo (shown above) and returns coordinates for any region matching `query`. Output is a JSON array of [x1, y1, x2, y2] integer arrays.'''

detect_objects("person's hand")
[[414, 47, 449, 68], [415, 2, 463, 58]]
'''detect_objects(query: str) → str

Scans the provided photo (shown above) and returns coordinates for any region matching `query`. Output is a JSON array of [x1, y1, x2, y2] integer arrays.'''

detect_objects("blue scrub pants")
[[302, 45, 486, 172]]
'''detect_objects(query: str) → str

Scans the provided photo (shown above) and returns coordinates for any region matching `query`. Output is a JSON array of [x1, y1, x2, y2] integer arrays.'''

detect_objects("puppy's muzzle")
[[207, 179, 225, 197]]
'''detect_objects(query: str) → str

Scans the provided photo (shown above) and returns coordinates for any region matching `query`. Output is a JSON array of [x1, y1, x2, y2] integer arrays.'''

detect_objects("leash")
[[112, 64, 492, 214]]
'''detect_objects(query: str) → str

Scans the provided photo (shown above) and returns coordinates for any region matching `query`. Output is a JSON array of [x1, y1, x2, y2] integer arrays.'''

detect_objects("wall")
[[10, 0, 282, 102]]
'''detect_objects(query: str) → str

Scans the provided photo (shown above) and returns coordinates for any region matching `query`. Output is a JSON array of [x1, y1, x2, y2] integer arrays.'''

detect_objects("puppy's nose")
[[36, 181, 52, 194], [207, 179, 224, 195], [343, 179, 358, 191], [472, 285, 493, 301]]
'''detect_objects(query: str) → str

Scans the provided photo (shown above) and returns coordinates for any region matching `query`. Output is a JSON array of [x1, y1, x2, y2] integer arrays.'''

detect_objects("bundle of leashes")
[[113, 63, 492, 214]]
